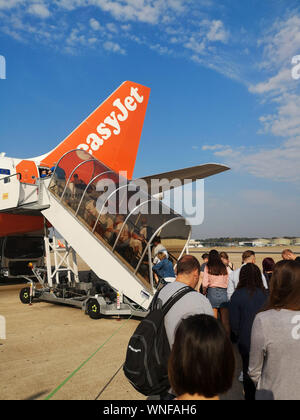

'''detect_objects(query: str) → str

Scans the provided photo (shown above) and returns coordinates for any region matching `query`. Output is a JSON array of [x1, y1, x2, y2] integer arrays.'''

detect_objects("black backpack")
[[123, 285, 193, 396]]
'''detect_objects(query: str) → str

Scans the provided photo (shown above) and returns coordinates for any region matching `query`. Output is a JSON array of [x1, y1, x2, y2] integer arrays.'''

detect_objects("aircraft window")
[[0, 169, 11, 184], [0, 169, 10, 175]]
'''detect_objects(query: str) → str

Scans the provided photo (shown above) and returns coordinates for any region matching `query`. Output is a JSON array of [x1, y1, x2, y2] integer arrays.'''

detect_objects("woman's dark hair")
[[168, 314, 235, 398], [262, 260, 300, 311], [262, 257, 275, 273], [237, 263, 266, 296], [207, 249, 227, 276]]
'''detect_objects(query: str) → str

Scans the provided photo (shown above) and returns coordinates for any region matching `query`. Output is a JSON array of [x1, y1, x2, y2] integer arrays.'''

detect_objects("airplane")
[[0, 81, 152, 237], [0, 81, 229, 315]]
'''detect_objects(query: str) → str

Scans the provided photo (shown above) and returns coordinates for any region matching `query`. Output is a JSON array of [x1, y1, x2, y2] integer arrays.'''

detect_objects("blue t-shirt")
[[153, 258, 175, 279]]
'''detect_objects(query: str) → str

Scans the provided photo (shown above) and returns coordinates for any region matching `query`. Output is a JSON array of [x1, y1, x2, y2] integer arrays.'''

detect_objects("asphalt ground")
[[3, 248, 284, 400], [0, 283, 243, 401]]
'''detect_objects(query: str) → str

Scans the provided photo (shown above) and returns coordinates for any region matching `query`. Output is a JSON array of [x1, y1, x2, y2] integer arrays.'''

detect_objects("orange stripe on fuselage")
[[0, 213, 49, 237]]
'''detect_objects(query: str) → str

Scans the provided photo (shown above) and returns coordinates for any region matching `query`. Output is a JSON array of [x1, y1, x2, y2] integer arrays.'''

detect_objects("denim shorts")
[[207, 287, 228, 309]]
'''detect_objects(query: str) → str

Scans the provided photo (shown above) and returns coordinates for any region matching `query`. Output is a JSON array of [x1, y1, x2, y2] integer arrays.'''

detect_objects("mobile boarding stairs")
[[0, 150, 196, 319]]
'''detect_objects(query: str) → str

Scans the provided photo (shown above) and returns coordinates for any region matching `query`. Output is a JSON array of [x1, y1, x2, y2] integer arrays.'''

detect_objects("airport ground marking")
[[44, 299, 147, 400]]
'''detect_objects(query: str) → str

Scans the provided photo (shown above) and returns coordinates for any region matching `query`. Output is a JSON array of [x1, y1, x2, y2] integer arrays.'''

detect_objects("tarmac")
[[3, 247, 292, 400], [0, 281, 143, 400]]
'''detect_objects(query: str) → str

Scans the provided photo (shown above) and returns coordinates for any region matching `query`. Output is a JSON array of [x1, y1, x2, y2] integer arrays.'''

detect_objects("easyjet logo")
[[77, 86, 144, 155]]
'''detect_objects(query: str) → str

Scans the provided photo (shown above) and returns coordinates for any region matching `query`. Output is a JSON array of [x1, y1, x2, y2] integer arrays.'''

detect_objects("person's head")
[[242, 250, 256, 264], [140, 216, 147, 225], [207, 249, 227, 276], [168, 314, 235, 399], [116, 214, 125, 223], [237, 263, 266, 296], [87, 184, 97, 198], [220, 251, 229, 266], [281, 249, 296, 260], [263, 260, 300, 311], [153, 236, 161, 246], [157, 251, 167, 261], [176, 255, 201, 288], [201, 253, 209, 263], [262, 257, 275, 273]]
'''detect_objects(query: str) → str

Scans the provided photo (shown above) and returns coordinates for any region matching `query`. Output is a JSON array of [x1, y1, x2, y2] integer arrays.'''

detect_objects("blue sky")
[[1, 0, 300, 238]]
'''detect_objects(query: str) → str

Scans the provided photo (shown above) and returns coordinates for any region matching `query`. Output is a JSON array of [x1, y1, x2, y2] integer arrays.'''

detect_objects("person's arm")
[[248, 314, 266, 386], [106, 218, 113, 232], [202, 266, 209, 294], [195, 272, 203, 293], [227, 270, 235, 301], [228, 292, 241, 340], [152, 259, 164, 274], [261, 273, 268, 290]]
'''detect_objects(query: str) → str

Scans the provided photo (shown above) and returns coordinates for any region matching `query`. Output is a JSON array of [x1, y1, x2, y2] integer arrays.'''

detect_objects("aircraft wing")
[[134, 163, 230, 193]]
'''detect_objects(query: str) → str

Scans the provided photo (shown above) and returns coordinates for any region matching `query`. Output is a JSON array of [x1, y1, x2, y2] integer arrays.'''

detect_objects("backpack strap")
[[149, 281, 169, 312], [161, 286, 194, 316]]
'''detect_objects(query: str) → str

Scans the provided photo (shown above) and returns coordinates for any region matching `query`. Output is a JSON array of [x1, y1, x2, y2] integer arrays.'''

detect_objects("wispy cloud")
[[202, 144, 229, 151], [103, 40, 126, 55], [0, 1, 233, 66], [198, 11, 300, 184], [28, 3, 51, 19], [2, 2, 300, 187], [89, 18, 101, 31]]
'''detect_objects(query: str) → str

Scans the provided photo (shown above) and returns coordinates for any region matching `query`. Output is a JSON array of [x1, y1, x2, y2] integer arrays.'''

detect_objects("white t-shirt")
[[227, 264, 268, 301]]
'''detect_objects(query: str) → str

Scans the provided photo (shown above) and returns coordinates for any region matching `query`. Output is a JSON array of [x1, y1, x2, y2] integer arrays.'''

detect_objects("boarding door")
[[0, 160, 20, 211]]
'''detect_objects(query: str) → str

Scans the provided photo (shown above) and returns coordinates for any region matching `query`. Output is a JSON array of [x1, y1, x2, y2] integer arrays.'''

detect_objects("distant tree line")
[[196, 237, 298, 244]]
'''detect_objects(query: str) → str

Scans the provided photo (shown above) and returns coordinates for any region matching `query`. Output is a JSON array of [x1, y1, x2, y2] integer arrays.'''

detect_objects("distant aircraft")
[[0, 81, 229, 310]]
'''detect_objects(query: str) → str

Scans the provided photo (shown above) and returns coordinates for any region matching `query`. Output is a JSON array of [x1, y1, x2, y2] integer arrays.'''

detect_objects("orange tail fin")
[[40, 81, 150, 180]]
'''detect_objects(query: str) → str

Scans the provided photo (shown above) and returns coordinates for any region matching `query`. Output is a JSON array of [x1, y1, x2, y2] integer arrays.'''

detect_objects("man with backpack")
[[124, 254, 214, 399], [157, 254, 214, 347]]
